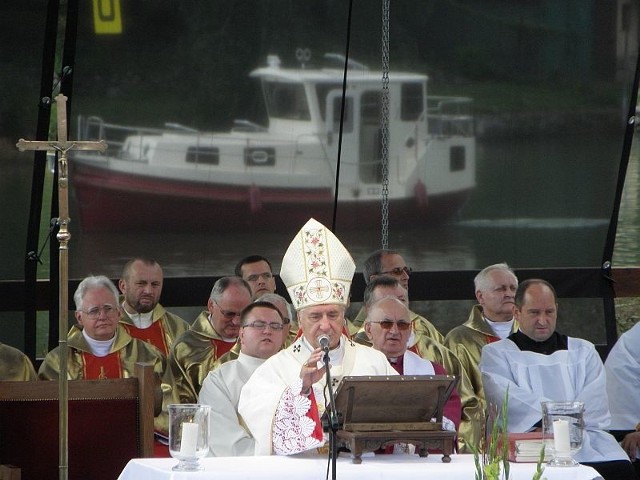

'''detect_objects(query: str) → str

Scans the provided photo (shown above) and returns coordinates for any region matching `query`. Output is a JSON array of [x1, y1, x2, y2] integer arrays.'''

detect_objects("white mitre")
[[280, 218, 356, 311]]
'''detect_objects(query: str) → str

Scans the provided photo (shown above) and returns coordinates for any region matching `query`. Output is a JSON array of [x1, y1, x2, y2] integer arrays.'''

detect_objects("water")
[[612, 140, 640, 266], [2, 133, 636, 280]]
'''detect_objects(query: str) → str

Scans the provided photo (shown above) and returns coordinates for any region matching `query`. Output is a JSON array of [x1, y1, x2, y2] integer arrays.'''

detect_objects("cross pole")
[[17, 93, 106, 480]]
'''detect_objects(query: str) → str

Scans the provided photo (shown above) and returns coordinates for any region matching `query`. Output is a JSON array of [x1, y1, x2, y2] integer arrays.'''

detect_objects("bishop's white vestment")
[[238, 335, 397, 455]]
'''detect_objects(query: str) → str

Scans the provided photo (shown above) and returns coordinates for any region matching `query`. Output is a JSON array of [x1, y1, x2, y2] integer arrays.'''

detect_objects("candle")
[[553, 419, 570, 455], [180, 422, 199, 457]]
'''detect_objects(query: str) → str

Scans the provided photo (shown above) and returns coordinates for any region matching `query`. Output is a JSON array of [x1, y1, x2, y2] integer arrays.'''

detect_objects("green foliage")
[[500, 390, 511, 480], [532, 445, 546, 480], [471, 387, 545, 480]]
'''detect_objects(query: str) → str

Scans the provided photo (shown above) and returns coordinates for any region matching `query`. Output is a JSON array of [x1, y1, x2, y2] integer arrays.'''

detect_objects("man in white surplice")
[[604, 320, 640, 476], [238, 218, 397, 455], [480, 278, 635, 480], [199, 301, 288, 456]]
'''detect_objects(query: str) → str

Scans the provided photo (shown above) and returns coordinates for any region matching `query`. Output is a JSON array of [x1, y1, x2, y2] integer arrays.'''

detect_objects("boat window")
[[186, 147, 219, 165], [359, 91, 383, 183], [264, 82, 310, 120], [401, 83, 424, 121], [361, 91, 381, 125], [450, 146, 466, 171]]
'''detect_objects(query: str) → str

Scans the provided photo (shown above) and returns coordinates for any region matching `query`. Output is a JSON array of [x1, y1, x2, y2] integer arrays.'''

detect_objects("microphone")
[[317, 334, 330, 353]]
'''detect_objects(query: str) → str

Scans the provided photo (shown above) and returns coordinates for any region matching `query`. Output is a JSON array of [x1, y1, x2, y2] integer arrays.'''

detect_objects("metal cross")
[[16, 93, 106, 239], [16, 93, 106, 480], [17, 95, 106, 152]]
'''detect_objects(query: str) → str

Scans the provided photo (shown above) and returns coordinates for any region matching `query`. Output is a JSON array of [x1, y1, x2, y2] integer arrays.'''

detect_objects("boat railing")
[[76, 115, 189, 157], [426, 96, 474, 137]]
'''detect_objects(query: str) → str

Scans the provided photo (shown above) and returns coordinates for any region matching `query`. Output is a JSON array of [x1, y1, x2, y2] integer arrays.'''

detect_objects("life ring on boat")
[[414, 180, 428, 209], [249, 184, 263, 213]]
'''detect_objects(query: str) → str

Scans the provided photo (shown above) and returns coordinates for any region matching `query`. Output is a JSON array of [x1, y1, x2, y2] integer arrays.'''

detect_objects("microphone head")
[[317, 333, 330, 349]]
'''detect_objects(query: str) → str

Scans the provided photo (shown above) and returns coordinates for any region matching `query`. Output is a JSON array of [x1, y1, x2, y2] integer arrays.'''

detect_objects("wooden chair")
[[0, 362, 158, 480]]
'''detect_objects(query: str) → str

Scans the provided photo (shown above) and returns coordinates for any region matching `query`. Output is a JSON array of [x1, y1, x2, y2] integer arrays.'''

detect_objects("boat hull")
[[70, 161, 471, 232]]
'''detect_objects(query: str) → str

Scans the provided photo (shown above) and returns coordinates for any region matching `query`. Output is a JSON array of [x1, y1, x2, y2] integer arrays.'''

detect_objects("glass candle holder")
[[541, 401, 584, 467], [168, 404, 210, 471]]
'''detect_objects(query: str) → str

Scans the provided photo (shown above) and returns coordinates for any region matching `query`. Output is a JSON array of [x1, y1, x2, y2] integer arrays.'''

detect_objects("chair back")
[[0, 362, 156, 480]]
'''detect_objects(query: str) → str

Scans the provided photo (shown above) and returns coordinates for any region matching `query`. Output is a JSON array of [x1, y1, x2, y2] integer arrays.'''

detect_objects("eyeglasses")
[[369, 320, 412, 331], [379, 266, 412, 277], [214, 301, 242, 320], [246, 272, 273, 282], [243, 320, 285, 331], [81, 304, 117, 319]]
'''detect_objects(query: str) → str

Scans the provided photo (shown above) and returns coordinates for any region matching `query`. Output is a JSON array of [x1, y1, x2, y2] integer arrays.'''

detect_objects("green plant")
[[531, 443, 546, 480], [471, 388, 545, 480]]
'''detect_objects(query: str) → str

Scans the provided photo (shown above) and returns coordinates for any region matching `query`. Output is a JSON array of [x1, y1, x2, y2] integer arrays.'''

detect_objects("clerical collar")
[[237, 351, 267, 367], [485, 317, 514, 339], [387, 355, 404, 374], [123, 303, 153, 329], [82, 328, 116, 357], [508, 330, 568, 355]]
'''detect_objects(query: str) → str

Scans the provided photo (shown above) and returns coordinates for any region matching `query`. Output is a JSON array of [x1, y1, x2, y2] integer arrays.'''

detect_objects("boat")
[[71, 53, 475, 232]]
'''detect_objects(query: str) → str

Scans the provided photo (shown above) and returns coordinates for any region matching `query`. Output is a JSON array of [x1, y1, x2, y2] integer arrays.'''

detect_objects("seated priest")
[[118, 257, 190, 358], [213, 292, 294, 368], [480, 278, 636, 480], [166, 276, 252, 403], [238, 218, 397, 455], [605, 320, 640, 476], [349, 249, 443, 346], [0, 342, 37, 380], [39, 275, 165, 380], [364, 295, 461, 443], [353, 275, 481, 451], [198, 301, 288, 456]]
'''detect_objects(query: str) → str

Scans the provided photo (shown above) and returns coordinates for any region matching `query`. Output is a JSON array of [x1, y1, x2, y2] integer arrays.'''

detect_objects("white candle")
[[553, 419, 571, 455], [180, 422, 199, 457]]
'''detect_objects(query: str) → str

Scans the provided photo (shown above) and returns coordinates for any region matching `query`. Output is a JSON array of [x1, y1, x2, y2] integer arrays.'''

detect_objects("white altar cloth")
[[118, 454, 602, 480]]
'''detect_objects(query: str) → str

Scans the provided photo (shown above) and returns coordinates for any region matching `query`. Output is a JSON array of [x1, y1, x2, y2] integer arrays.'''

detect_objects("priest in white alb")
[[238, 218, 397, 455], [604, 320, 640, 476], [198, 301, 288, 456], [480, 278, 636, 480]]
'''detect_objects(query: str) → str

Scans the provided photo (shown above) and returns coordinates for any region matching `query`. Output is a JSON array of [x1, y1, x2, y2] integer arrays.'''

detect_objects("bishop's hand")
[[300, 347, 326, 395]]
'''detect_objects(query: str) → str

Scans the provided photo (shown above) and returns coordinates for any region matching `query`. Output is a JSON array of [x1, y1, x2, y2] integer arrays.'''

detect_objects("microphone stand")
[[323, 347, 339, 480]]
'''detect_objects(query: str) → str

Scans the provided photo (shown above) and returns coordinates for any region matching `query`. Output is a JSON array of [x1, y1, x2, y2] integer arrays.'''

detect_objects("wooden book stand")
[[330, 375, 459, 464]]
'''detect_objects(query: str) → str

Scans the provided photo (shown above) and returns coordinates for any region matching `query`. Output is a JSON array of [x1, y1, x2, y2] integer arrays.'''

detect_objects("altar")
[[118, 454, 603, 480]]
